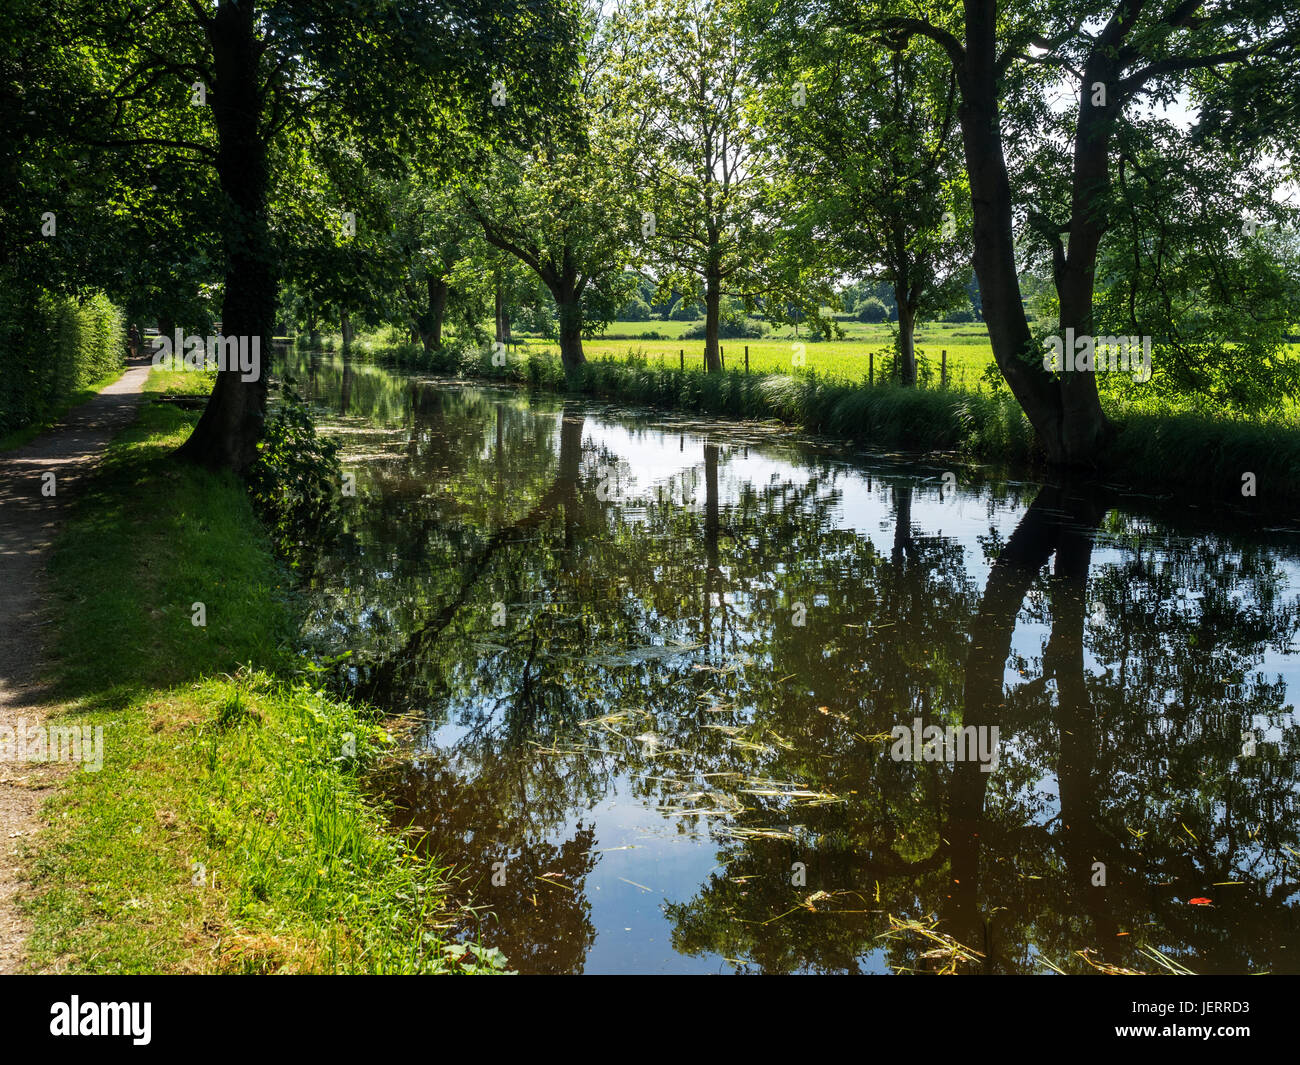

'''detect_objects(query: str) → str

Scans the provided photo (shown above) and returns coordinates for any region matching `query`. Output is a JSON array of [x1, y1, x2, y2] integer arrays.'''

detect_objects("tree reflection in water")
[[292, 354, 1300, 974]]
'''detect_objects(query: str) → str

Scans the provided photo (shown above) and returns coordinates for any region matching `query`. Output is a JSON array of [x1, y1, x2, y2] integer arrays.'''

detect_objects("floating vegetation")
[[1072, 949, 1146, 976], [738, 781, 844, 806], [1136, 946, 1197, 975], [656, 790, 746, 819], [579, 709, 643, 730], [878, 915, 984, 975], [691, 656, 753, 676], [527, 741, 605, 757], [716, 824, 798, 842], [1039, 944, 1197, 976], [583, 641, 703, 667]]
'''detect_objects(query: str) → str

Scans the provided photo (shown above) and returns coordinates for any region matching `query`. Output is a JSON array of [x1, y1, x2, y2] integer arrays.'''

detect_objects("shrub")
[[246, 382, 342, 571], [856, 297, 889, 323], [681, 317, 768, 340], [618, 297, 653, 321]]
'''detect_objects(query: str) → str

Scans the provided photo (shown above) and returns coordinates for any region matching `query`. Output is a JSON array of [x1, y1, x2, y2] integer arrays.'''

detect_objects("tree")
[[463, 6, 641, 371], [64, 0, 580, 471], [278, 132, 403, 349], [613, 0, 781, 373], [1, 0, 223, 347], [401, 183, 476, 353], [754, 20, 971, 385], [860, 0, 1300, 465], [1088, 116, 1300, 416]]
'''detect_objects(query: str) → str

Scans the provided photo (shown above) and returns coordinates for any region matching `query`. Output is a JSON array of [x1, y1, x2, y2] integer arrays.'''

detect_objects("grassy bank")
[[364, 340, 1300, 515], [23, 367, 502, 974]]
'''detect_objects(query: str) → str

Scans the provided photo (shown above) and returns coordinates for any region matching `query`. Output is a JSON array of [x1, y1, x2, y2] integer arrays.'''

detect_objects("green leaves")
[[246, 382, 342, 570]]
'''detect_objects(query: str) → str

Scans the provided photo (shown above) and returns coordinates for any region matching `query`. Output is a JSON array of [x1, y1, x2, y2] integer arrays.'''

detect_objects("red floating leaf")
[[1188, 897, 1212, 906]]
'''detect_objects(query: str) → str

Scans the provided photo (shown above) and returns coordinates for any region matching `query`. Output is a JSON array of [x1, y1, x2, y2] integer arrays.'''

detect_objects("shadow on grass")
[[46, 394, 297, 707]]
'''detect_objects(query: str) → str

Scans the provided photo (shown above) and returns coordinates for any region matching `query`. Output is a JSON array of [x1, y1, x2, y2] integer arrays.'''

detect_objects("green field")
[[347, 318, 1300, 424], [513, 320, 997, 389]]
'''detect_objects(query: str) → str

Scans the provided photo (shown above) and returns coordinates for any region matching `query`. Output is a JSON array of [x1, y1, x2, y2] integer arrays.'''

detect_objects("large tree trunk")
[[552, 277, 585, 372], [957, 0, 1063, 461], [1055, 49, 1118, 459], [956, 0, 1116, 466], [421, 275, 448, 352], [896, 295, 918, 386], [703, 269, 722, 373], [175, 0, 274, 474], [341, 310, 353, 349], [494, 281, 512, 344]]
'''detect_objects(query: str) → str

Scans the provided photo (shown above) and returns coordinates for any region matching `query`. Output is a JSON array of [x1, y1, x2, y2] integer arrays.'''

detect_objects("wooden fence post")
[[869, 351, 874, 386], [680, 348, 684, 371], [941, 349, 947, 389], [745, 345, 749, 373]]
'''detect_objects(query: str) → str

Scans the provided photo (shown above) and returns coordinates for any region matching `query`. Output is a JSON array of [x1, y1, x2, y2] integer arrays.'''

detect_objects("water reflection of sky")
[[583, 415, 1300, 730], [295, 358, 1300, 974]]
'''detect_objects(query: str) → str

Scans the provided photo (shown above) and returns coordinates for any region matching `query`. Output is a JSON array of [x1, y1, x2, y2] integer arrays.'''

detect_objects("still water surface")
[[293, 352, 1300, 974]]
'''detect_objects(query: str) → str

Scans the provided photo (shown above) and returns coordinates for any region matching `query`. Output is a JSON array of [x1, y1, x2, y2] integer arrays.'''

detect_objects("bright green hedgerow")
[[0, 288, 126, 448]]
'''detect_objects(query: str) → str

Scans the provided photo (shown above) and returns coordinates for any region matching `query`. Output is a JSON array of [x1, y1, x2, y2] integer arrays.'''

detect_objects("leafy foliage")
[[0, 286, 123, 436], [247, 382, 341, 568]]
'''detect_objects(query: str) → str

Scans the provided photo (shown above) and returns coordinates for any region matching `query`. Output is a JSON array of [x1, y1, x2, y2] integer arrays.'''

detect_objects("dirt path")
[[0, 358, 152, 973]]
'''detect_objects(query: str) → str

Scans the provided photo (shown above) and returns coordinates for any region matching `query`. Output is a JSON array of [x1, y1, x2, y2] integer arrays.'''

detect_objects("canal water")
[[292, 351, 1300, 974]]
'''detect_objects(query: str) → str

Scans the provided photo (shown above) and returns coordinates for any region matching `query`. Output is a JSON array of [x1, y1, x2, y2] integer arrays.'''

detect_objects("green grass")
[[23, 367, 505, 974], [376, 338, 1036, 457], [563, 334, 994, 390], [368, 335, 1300, 514], [345, 320, 998, 389], [572, 319, 994, 389]]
